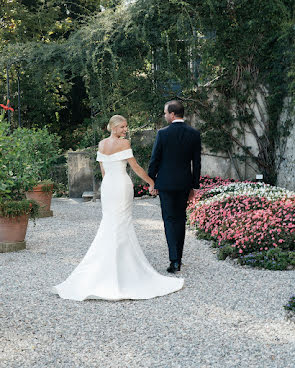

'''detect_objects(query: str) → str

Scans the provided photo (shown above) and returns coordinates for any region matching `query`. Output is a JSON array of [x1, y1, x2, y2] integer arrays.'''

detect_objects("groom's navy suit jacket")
[[148, 121, 201, 191]]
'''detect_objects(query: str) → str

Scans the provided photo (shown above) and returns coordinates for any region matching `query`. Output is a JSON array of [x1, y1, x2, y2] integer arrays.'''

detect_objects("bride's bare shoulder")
[[119, 138, 131, 150], [98, 138, 108, 150], [98, 138, 130, 154]]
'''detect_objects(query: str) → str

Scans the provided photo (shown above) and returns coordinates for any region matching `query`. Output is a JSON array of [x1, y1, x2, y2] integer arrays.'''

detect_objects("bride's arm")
[[127, 157, 154, 188], [120, 139, 154, 189]]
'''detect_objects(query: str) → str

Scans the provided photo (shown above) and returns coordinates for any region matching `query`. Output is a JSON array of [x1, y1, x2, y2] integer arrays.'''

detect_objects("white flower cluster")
[[196, 182, 295, 208]]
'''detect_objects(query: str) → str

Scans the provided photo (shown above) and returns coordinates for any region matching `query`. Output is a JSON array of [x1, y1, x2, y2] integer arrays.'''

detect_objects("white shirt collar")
[[172, 119, 184, 123]]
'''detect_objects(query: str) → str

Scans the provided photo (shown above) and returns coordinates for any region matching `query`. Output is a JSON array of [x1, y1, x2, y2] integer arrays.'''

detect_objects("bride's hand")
[[148, 179, 155, 195], [148, 180, 154, 191], [151, 189, 158, 196], [148, 180, 157, 196]]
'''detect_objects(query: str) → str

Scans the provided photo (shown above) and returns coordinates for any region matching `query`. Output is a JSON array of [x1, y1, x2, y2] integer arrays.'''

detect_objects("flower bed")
[[134, 184, 150, 197], [187, 176, 295, 270]]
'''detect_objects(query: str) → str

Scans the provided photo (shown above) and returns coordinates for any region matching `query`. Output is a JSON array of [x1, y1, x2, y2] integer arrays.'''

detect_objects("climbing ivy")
[[182, 0, 295, 183], [0, 0, 294, 184]]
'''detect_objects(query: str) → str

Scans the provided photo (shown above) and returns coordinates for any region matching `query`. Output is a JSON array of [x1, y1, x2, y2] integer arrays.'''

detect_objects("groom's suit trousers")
[[159, 190, 190, 262]]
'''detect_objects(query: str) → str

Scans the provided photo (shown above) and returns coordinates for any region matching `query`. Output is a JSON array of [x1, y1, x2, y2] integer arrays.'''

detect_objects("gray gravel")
[[1, 197, 295, 368]]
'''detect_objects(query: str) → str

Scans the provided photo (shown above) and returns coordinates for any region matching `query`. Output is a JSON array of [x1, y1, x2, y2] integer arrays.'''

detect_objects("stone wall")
[[68, 151, 96, 197], [67, 106, 295, 197], [189, 113, 261, 181], [67, 129, 260, 198], [276, 100, 295, 191], [129, 129, 253, 180], [131, 127, 263, 181], [277, 127, 295, 190]]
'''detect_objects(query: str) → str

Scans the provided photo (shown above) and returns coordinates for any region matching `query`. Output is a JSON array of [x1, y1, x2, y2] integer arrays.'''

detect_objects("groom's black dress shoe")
[[167, 261, 181, 273]]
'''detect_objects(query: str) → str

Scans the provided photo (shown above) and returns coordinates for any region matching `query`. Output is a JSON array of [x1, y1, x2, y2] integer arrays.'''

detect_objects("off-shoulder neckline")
[[97, 148, 132, 157]]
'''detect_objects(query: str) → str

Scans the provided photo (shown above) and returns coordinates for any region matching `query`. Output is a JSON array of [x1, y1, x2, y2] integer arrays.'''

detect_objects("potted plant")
[[25, 180, 54, 218], [11, 126, 61, 217], [0, 117, 39, 252]]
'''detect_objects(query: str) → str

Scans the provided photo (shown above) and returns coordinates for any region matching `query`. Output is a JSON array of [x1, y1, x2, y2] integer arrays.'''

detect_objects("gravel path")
[[1, 197, 295, 368]]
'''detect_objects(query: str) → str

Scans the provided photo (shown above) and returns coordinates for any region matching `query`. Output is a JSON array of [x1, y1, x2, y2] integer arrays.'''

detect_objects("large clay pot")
[[26, 183, 53, 218], [0, 214, 28, 252]]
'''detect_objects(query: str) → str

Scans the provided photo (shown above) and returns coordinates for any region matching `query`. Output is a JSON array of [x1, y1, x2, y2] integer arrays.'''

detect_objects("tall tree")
[[1, 0, 293, 180]]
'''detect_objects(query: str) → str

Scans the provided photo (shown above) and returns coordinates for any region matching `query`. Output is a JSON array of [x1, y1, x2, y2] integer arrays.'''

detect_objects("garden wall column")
[[276, 101, 295, 191], [68, 151, 94, 198]]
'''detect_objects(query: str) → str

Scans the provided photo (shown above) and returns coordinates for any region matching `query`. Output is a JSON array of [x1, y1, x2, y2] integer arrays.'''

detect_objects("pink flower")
[[0, 101, 14, 111]]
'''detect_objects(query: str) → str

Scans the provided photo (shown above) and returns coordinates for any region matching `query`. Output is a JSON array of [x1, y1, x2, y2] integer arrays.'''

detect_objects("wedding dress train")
[[52, 149, 184, 301]]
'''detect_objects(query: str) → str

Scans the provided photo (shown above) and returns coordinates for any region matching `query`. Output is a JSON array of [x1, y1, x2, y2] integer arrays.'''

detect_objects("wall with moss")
[[276, 109, 295, 191]]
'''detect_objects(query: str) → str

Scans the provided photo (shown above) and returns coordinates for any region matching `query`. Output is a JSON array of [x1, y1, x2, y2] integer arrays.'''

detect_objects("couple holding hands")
[[53, 100, 201, 301]]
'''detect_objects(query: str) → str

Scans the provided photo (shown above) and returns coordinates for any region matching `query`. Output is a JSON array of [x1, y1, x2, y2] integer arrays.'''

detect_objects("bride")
[[52, 114, 184, 301]]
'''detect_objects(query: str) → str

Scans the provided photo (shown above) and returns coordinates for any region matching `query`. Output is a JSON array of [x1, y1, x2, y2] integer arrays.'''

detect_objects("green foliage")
[[70, 119, 108, 150], [133, 184, 150, 198], [0, 198, 39, 220], [0, 120, 61, 200], [0, 0, 103, 44], [217, 245, 235, 261], [0, 0, 104, 149], [52, 182, 68, 198], [284, 295, 295, 312], [0, 120, 36, 200], [39, 180, 54, 192], [238, 248, 295, 271], [127, 141, 153, 185], [0, 0, 293, 182], [194, 227, 214, 241], [185, 0, 295, 183], [48, 157, 68, 196], [131, 143, 153, 170], [11, 126, 61, 182]]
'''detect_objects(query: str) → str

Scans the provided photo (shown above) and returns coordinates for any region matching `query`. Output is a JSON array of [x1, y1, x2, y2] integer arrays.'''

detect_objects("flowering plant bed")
[[134, 184, 150, 197], [187, 176, 295, 270]]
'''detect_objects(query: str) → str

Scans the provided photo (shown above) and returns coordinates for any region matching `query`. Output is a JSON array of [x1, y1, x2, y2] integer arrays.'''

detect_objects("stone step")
[[82, 191, 100, 202], [82, 191, 94, 202]]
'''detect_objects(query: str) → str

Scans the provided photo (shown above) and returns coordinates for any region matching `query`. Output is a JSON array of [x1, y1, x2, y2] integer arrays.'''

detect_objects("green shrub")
[[0, 121, 36, 200], [53, 182, 68, 198], [238, 248, 295, 270], [217, 245, 235, 260], [194, 228, 214, 241], [284, 296, 295, 312], [11, 126, 61, 183], [0, 121, 61, 201], [0, 198, 39, 220]]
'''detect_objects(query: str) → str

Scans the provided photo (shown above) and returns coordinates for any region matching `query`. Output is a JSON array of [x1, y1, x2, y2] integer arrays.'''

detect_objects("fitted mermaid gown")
[[52, 149, 184, 301]]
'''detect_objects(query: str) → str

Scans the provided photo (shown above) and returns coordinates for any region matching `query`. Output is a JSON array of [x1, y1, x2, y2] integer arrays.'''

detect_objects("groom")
[[148, 100, 201, 273]]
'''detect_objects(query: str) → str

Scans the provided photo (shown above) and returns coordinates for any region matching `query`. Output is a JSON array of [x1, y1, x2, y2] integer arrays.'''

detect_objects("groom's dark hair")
[[165, 100, 184, 118]]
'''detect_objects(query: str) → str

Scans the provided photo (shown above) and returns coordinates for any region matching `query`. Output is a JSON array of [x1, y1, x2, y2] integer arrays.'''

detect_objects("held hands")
[[148, 185, 196, 199], [148, 180, 158, 196], [150, 188, 159, 196]]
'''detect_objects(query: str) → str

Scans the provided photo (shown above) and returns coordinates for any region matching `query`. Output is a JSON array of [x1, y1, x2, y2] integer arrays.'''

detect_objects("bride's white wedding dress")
[[52, 149, 184, 301]]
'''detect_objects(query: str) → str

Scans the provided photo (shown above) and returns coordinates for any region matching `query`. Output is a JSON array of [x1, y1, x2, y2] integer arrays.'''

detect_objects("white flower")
[[196, 182, 295, 207]]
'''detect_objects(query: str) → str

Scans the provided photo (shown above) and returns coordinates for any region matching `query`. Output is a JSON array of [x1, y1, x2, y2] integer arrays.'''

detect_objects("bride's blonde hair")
[[107, 115, 127, 132]]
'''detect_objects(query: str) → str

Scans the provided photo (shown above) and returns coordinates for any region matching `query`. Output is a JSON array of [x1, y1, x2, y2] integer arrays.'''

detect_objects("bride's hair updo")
[[107, 115, 127, 132]]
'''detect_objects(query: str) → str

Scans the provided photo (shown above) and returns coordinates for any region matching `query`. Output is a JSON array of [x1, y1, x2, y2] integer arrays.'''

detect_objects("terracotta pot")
[[0, 214, 29, 242], [26, 183, 53, 217]]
